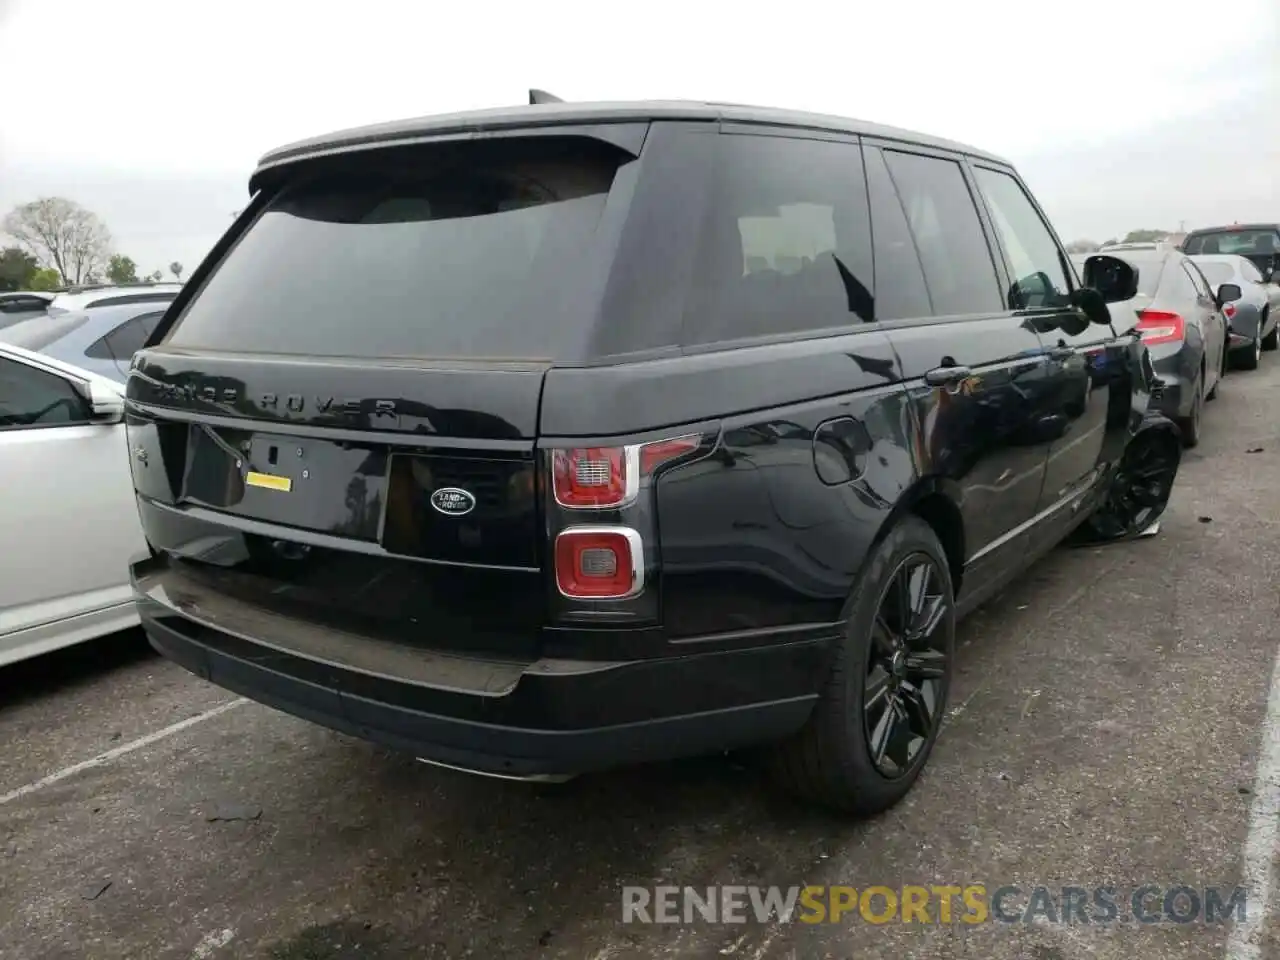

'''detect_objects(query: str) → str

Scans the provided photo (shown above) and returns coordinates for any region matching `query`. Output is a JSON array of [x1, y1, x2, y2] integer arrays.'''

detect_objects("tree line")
[[0, 197, 183, 292]]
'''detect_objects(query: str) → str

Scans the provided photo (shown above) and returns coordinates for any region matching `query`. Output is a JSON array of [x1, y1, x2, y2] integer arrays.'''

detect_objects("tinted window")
[[0, 296, 48, 314], [682, 134, 874, 345], [1194, 261, 1237, 286], [1184, 229, 1280, 256], [0, 356, 88, 429], [86, 311, 165, 360], [167, 138, 628, 360], [973, 167, 1071, 309], [883, 151, 1002, 316], [865, 148, 932, 321]]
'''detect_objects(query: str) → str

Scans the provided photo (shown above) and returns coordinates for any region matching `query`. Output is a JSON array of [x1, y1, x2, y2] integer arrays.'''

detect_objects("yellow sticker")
[[245, 471, 292, 492]]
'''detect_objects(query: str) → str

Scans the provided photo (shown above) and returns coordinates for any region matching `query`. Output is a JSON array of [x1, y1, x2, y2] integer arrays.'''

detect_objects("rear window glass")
[[1193, 260, 1236, 286], [166, 138, 627, 360], [1184, 229, 1279, 256], [1116, 254, 1166, 297], [0, 312, 90, 351]]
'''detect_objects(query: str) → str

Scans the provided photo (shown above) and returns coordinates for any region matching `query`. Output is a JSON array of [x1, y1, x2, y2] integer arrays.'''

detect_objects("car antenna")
[[529, 89, 563, 105]]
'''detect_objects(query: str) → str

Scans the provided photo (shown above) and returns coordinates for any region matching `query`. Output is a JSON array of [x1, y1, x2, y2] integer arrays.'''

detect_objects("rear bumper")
[[133, 559, 831, 778], [1150, 352, 1194, 420]]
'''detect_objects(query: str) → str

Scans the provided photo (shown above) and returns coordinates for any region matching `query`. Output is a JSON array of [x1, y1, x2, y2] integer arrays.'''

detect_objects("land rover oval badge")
[[430, 487, 477, 517]]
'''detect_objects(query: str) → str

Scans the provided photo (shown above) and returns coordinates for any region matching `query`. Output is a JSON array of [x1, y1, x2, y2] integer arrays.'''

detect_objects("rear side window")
[[681, 133, 874, 346], [165, 138, 628, 360], [882, 151, 1003, 316], [85, 311, 165, 360], [865, 148, 932, 321], [972, 167, 1071, 310]]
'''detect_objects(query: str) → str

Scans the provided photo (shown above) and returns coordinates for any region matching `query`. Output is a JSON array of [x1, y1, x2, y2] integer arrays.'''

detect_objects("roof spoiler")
[[529, 89, 564, 105]]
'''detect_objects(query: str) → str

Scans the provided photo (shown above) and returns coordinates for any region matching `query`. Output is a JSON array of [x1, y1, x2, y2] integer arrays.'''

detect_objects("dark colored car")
[[0, 291, 55, 331], [125, 99, 1168, 815], [0, 301, 170, 382], [1071, 244, 1228, 447], [1181, 224, 1280, 281]]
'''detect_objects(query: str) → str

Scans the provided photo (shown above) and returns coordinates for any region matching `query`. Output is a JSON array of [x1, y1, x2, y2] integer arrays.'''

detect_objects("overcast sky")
[[1, 0, 1276, 276]]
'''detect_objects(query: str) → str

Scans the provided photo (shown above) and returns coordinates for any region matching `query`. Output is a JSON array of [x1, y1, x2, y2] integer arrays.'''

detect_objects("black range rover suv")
[[127, 99, 1157, 815]]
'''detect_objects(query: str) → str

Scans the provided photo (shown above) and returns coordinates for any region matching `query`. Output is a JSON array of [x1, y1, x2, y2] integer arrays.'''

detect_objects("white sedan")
[[0, 342, 147, 667]]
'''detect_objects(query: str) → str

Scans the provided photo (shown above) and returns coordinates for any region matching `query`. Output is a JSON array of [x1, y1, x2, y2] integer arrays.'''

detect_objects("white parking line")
[[1225, 645, 1280, 959], [0, 697, 247, 806]]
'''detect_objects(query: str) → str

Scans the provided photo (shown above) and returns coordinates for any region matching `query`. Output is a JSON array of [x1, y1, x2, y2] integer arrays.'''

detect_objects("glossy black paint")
[[128, 107, 1155, 776]]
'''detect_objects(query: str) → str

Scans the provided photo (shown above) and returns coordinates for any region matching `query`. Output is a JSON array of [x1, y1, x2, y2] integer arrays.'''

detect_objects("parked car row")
[[0, 96, 1263, 817], [1071, 231, 1280, 447]]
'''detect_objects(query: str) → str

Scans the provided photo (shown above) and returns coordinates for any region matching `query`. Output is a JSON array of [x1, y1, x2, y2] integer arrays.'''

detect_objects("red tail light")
[[552, 447, 630, 508], [554, 527, 643, 599], [1135, 310, 1186, 346], [551, 435, 701, 509], [1223, 302, 1237, 320]]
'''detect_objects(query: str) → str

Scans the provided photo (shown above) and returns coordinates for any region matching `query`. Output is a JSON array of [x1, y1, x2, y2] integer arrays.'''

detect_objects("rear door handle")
[[924, 365, 973, 386]]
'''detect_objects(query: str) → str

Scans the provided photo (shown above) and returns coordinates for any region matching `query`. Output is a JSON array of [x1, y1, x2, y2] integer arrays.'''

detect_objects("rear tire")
[[1179, 378, 1202, 448], [1263, 311, 1277, 351], [1237, 336, 1261, 371], [765, 516, 955, 816]]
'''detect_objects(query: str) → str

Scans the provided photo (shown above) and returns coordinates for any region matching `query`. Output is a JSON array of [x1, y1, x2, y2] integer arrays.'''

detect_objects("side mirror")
[[1082, 254, 1139, 304], [84, 381, 125, 424], [1216, 283, 1243, 308], [1070, 287, 1112, 327]]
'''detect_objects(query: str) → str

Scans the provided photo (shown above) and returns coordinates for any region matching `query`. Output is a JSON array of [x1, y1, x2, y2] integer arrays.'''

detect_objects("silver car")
[[1189, 254, 1280, 370]]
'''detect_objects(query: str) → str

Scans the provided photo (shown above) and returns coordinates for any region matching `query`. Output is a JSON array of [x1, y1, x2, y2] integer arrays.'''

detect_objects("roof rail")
[[528, 89, 563, 105]]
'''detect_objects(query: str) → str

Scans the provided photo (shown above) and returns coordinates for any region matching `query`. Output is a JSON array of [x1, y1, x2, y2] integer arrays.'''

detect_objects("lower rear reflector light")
[[554, 526, 643, 599]]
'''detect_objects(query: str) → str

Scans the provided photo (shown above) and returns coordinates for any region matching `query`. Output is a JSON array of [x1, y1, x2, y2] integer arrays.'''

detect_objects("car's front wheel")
[[766, 516, 955, 816]]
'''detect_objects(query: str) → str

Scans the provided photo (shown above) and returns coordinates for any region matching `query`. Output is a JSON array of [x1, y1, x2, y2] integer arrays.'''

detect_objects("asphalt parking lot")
[[4, 360, 1280, 960]]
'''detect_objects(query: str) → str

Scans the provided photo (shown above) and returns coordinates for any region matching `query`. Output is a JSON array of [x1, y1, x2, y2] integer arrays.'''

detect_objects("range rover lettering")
[[126, 97, 1169, 815]]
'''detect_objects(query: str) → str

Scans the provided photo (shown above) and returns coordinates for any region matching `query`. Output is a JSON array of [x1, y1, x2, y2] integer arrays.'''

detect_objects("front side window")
[[681, 133, 874, 346], [0, 356, 89, 429], [882, 151, 1003, 316], [973, 167, 1072, 310]]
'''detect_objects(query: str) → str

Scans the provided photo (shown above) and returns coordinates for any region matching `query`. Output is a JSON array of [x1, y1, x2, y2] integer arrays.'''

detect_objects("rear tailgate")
[[126, 131, 642, 660], [128, 351, 549, 657]]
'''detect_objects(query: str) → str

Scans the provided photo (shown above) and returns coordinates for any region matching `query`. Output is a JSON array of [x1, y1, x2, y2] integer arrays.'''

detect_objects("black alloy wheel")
[[1082, 429, 1181, 541], [864, 555, 950, 778], [765, 516, 955, 816]]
